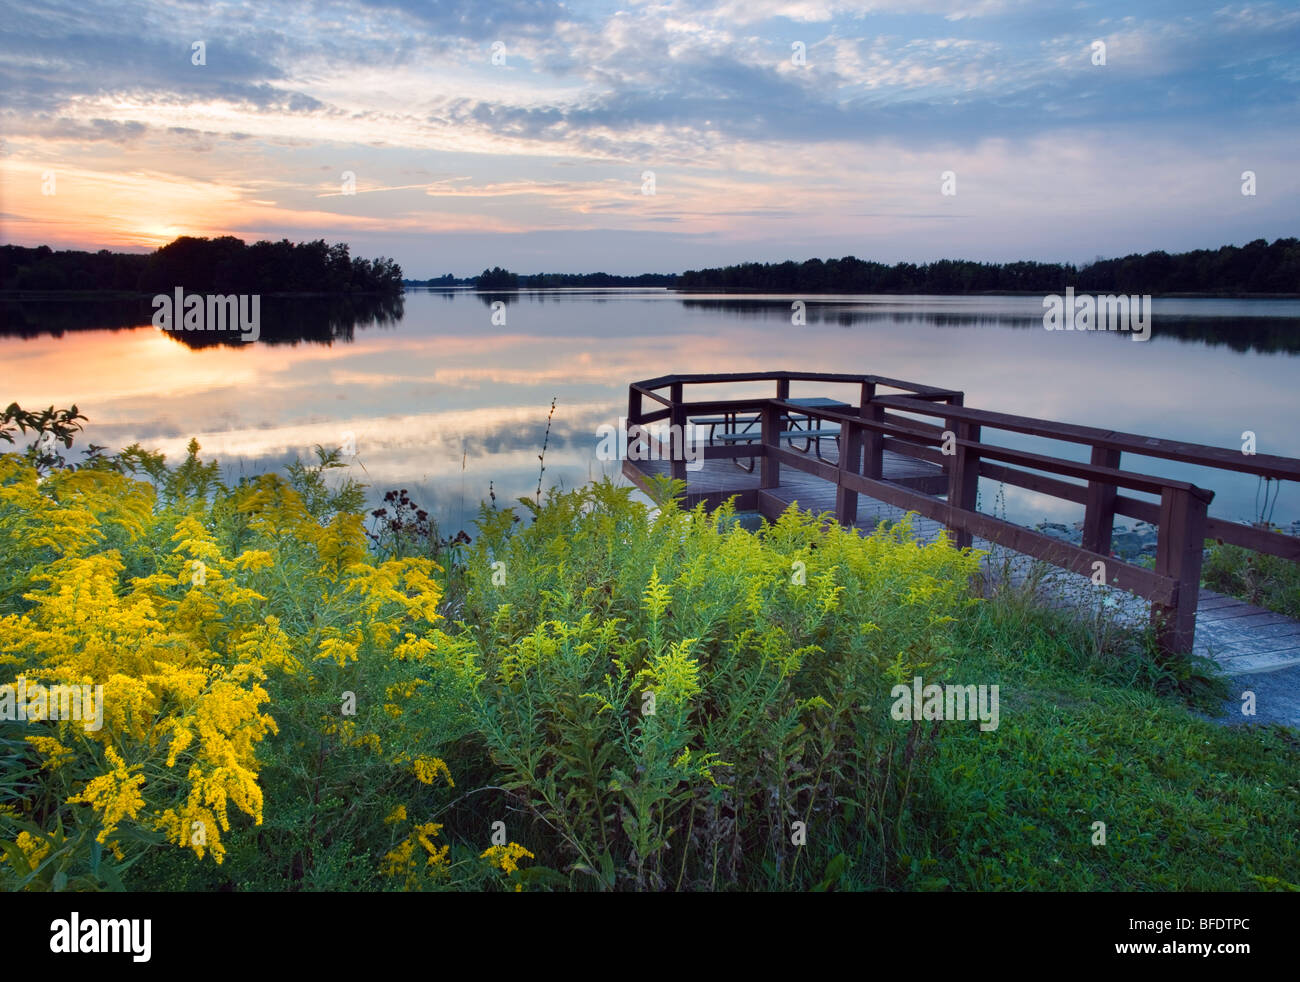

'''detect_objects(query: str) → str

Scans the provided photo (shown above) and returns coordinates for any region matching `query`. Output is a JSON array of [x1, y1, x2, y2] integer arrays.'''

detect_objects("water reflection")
[[1, 294, 404, 347], [1, 290, 1296, 530], [679, 298, 1300, 352]]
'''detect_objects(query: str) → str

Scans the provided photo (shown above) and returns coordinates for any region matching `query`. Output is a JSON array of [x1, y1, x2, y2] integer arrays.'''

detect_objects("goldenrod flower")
[[412, 755, 454, 787], [67, 746, 146, 844], [14, 831, 50, 872], [481, 842, 534, 876]]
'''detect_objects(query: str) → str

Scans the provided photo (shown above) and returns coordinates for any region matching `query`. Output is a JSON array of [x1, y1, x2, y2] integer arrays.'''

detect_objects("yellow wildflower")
[[381, 819, 450, 887], [384, 805, 407, 825], [481, 842, 534, 876], [24, 735, 74, 771], [380, 839, 415, 878], [15, 831, 50, 872], [412, 755, 453, 787], [413, 822, 450, 866], [317, 637, 359, 666], [67, 745, 146, 844]]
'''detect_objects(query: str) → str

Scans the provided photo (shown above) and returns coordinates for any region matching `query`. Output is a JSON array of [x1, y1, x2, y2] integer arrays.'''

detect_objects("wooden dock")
[[624, 371, 1300, 674], [636, 442, 946, 501]]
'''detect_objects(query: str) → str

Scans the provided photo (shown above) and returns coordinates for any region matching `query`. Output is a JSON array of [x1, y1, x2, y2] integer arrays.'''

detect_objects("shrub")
[[0, 452, 985, 891], [0, 445, 470, 891], [455, 481, 984, 889]]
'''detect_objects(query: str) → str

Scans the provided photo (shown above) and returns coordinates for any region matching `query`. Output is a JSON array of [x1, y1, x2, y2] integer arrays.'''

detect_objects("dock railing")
[[625, 371, 1300, 656]]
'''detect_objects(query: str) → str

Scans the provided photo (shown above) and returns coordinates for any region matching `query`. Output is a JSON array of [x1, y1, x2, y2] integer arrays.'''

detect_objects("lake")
[[2, 290, 1298, 537]]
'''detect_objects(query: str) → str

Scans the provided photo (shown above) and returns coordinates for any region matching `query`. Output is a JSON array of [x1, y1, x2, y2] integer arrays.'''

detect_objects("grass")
[[896, 579, 1300, 892], [1202, 537, 1300, 619]]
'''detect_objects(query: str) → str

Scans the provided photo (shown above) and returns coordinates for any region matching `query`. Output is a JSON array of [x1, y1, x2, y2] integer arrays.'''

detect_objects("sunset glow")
[[3, 1, 1297, 272]]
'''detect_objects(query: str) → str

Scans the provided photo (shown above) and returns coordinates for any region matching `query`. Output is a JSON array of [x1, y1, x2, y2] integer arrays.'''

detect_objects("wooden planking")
[[1195, 590, 1300, 672], [628, 445, 946, 495], [1197, 603, 1285, 623], [1195, 592, 1242, 610], [1198, 599, 1247, 615], [1201, 612, 1300, 634]]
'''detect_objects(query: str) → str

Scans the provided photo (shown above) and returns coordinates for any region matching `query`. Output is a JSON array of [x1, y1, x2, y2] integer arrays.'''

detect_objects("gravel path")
[[1212, 665, 1300, 729]]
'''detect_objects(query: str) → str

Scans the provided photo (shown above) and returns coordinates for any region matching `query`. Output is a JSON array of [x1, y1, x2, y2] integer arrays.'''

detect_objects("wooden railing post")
[[1082, 446, 1121, 554], [946, 419, 980, 550], [760, 400, 781, 489], [775, 377, 791, 434], [942, 389, 966, 499], [669, 381, 686, 482], [835, 418, 862, 526], [860, 381, 882, 480], [626, 387, 641, 462], [1152, 485, 1210, 656]]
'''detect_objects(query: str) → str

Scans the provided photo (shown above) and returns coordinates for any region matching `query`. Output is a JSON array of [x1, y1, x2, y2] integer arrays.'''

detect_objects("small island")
[[0, 235, 404, 295]]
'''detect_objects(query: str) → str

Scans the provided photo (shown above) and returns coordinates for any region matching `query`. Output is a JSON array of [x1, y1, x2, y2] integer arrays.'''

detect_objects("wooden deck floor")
[[632, 451, 1300, 675], [636, 443, 948, 500]]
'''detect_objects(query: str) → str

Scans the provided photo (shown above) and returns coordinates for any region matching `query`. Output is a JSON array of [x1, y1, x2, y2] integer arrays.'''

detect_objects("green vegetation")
[[409, 271, 676, 288], [1203, 536, 1300, 619], [909, 585, 1297, 891], [406, 274, 469, 287], [11, 236, 1298, 297], [0, 236, 403, 295], [475, 266, 520, 290], [678, 237, 1300, 295], [1, 410, 1296, 892], [519, 271, 676, 287]]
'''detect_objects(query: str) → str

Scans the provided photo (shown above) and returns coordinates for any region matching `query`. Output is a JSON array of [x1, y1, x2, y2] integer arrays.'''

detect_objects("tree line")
[[1, 236, 403, 294], [518, 271, 676, 288], [404, 269, 678, 288], [10, 236, 1295, 296], [676, 238, 1300, 295]]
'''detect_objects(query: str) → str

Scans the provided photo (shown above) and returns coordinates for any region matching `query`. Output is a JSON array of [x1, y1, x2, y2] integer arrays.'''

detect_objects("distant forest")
[[676, 238, 1300, 295], [9, 236, 1298, 296], [1, 236, 404, 294], [405, 268, 678, 288]]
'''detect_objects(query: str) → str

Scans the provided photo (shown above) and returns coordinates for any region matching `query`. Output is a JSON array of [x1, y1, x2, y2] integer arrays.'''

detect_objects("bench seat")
[[714, 428, 840, 443]]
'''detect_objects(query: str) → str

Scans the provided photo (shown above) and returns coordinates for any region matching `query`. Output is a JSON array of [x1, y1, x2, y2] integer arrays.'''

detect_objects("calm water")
[[3, 290, 1298, 534]]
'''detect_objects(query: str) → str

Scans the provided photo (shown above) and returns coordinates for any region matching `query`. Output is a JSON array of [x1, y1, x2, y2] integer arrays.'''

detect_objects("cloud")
[[2, 0, 1298, 269]]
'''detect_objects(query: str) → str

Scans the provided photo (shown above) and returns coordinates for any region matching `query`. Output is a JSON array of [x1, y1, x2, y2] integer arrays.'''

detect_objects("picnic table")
[[693, 397, 848, 470]]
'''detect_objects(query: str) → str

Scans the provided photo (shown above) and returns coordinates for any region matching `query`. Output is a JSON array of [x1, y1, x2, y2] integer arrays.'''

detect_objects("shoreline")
[[5, 288, 1300, 300], [669, 288, 1300, 299]]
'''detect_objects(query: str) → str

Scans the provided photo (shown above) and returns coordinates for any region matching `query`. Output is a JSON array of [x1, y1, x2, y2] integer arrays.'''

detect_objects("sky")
[[1, 0, 1298, 277]]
